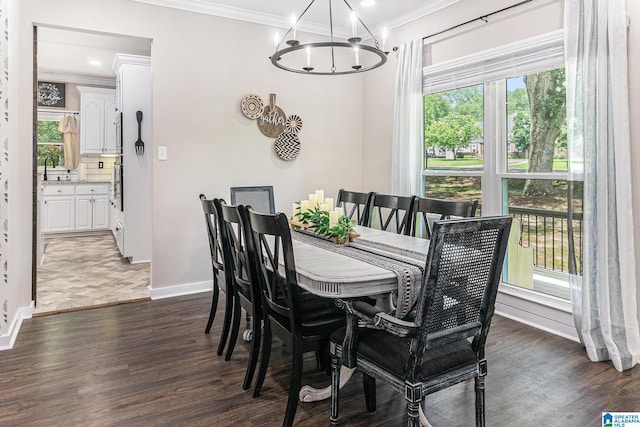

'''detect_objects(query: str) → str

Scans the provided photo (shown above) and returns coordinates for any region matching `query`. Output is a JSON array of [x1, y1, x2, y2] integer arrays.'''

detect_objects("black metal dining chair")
[[336, 189, 374, 226], [410, 196, 479, 238], [329, 216, 512, 427], [247, 209, 346, 427], [366, 193, 416, 235], [198, 195, 235, 358], [220, 203, 263, 390]]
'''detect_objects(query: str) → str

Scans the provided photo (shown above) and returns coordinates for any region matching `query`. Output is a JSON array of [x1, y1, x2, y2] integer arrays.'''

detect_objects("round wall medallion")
[[274, 132, 301, 160], [241, 94, 264, 119], [285, 114, 303, 134], [257, 106, 286, 138]]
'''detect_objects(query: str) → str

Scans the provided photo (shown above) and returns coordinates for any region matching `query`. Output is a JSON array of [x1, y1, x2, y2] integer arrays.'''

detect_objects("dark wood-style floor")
[[1, 294, 639, 426]]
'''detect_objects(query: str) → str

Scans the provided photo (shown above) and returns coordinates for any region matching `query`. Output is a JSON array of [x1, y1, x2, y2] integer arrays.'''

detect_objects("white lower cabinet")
[[42, 183, 110, 233]]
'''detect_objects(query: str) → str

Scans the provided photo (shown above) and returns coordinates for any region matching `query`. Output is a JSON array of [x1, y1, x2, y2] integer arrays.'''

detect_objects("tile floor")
[[34, 232, 150, 315]]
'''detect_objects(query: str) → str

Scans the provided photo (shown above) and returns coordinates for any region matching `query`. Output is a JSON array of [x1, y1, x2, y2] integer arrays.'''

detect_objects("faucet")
[[43, 156, 56, 181]]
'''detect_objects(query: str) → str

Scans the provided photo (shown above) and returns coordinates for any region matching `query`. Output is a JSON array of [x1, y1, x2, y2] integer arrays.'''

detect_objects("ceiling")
[[37, 0, 459, 80]]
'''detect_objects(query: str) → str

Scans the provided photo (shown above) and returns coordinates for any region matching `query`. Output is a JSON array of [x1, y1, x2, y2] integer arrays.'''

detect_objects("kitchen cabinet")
[[42, 183, 109, 233], [42, 184, 75, 233], [78, 86, 117, 155]]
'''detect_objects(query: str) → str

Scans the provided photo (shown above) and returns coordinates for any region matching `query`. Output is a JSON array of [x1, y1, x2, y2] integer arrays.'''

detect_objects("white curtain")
[[565, 0, 640, 371], [391, 39, 424, 196]]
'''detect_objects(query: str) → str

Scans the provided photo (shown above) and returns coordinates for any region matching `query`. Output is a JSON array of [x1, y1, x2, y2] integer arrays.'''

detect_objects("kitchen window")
[[37, 111, 66, 167]]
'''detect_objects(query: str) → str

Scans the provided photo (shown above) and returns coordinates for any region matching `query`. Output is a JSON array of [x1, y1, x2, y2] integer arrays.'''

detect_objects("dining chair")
[[247, 209, 346, 427], [329, 216, 512, 427], [198, 195, 236, 358], [336, 189, 374, 226], [366, 193, 416, 235], [220, 203, 263, 390], [230, 186, 275, 214], [410, 196, 479, 238]]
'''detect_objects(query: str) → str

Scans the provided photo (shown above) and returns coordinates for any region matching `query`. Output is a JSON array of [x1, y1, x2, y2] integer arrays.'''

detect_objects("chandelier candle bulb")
[[350, 11, 357, 38], [306, 47, 311, 68], [354, 47, 360, 66], [290, 14, 297, 40], [329, 210, 340, 227], [382, 27, 388, 51], [325, 197, 334, 212], [315, 189, 324, 205], [273, 32, 280, 49]]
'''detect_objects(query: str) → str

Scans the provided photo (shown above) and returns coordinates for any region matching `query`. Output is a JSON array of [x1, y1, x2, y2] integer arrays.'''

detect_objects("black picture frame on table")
[[37, 81, 66, 108]]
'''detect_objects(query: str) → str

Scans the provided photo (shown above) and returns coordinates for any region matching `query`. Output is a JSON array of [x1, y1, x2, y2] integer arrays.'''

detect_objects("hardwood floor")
[[2, 294, 639, 426]]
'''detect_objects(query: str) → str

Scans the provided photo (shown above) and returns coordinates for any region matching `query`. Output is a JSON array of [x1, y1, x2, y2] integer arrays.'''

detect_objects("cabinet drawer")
[[75, 184, 109, 195], [43, 185, 75, 196]]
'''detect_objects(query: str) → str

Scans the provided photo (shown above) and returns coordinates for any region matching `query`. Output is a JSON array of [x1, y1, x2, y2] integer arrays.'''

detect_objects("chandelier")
[[270, 0, 388, 75]]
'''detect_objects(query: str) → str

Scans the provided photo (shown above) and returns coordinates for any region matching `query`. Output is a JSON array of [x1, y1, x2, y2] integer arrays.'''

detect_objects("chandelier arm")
[[342, 0, 380, 47]]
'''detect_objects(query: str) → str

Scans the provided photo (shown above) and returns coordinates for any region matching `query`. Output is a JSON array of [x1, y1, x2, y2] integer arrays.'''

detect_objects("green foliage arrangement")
[[294, 205, 355, 245]]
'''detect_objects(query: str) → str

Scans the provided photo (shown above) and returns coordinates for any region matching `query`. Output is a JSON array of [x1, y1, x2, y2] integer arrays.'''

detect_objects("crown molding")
[[112, 53, 152, 71], [37, 72, 115, 87], [131, 0, 461, 38]]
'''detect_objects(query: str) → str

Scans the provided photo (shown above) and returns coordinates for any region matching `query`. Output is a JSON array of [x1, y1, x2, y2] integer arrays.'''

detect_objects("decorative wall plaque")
[[240, 92, 304, 161]]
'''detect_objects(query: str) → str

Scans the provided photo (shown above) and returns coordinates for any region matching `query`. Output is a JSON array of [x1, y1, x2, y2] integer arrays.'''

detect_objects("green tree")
[[445, 86, 483, 121], [510, 110, 531, 152], [37, 121, 62, 143], [523, 68, 566, 195], [507, 87, 530, 115], [37, 120, 64, 167], [423, 92, 451, 126], [424, 113, 482, 159]]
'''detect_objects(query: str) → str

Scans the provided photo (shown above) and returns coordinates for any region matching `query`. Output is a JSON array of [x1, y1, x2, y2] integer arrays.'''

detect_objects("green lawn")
[[427, 157, 568, 171]]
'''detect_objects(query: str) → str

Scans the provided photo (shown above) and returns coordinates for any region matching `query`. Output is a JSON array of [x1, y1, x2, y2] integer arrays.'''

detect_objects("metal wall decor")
[[240, 93, 303, 161]]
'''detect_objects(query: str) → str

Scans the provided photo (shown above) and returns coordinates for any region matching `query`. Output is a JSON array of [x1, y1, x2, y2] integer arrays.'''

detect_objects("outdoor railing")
[[508, 206, 583, 275]]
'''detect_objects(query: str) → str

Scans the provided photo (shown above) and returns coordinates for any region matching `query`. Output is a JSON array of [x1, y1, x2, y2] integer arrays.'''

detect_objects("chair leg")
[[475, 376, 486, 427], [217, 284, 234, 356], [330, 352, 341, 427], [283, 339, 304, 427], [405, 383, 421, 427], [253, 318, 272, 398], [225, 295, 241, 361], [363, 372, 377, 412], [243, 314, 261, 390], [204, 273, 220, 334]]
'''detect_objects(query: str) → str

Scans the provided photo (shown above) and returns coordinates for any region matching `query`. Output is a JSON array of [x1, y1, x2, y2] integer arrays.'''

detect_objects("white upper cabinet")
[[78, 86, 118, 155]]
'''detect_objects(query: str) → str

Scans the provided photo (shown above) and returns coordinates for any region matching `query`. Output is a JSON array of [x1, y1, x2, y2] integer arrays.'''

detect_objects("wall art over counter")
[[240, 93, 303, 161], [37, 81, 66, 108]]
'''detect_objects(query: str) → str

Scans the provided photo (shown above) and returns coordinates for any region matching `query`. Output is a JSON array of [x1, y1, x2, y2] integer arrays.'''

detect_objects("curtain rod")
[[38, 108, 80, 115], [422, 0, 534, 41]]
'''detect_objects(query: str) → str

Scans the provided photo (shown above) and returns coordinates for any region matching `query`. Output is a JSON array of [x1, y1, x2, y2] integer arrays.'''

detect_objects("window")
[[423, 31, 582, 301], [37, 119, 64, 167]]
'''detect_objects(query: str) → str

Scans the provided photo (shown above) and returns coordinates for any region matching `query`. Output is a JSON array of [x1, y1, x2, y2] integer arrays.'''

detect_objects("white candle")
[[315, 189, 324, 205], [300, 200, 309, 213], [319, 203, 328, 212], [325, 197, 334, 212], [290, 14, 297, 40], [309, 193, 318, 209], [306, 47, 312, 68], [329, 210, 340, 227], [354, 46, 360, 66], [382, 27, 388, 52], [350, 11, 357, 38]]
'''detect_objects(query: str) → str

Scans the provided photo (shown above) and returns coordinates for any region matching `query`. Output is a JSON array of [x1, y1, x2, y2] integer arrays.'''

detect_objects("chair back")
[[336, 189, 374, 226], [247, 209, 303, 334], [199, 194, 226, 272], [230, 186, 275, 214], [408, 216, 511, 381], [411, 197, 479, 238], [367, 193, 416, 235], [221, 204, 262, 310]]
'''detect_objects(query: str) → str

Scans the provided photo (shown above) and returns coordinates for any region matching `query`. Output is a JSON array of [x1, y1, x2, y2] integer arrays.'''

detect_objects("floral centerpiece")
[[292, 190, 356, 245]]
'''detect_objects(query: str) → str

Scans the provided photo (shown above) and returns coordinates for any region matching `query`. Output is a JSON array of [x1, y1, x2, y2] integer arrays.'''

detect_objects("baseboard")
[[495, 285, 580, 343], [148, 280, 213, 300], [0, 302, 35, 350]]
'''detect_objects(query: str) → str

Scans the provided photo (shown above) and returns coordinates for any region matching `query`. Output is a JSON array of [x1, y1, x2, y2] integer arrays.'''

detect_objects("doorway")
[[33, 25, 152, 315]]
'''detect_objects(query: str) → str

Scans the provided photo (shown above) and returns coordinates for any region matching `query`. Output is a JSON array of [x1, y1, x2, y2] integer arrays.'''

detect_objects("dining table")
[[281, 225, 432, 404]]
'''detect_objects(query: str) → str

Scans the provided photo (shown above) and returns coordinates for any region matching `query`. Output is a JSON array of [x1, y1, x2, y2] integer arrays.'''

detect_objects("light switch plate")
[[158, 146, 167, 161]]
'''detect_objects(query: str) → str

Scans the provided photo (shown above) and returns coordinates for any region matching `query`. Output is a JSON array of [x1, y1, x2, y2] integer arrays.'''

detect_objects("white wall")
[[8, 0, 365, 322]]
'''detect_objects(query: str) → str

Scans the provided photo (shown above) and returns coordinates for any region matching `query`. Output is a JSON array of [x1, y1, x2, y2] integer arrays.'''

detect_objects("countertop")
[[42, 180, 111, 186]]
